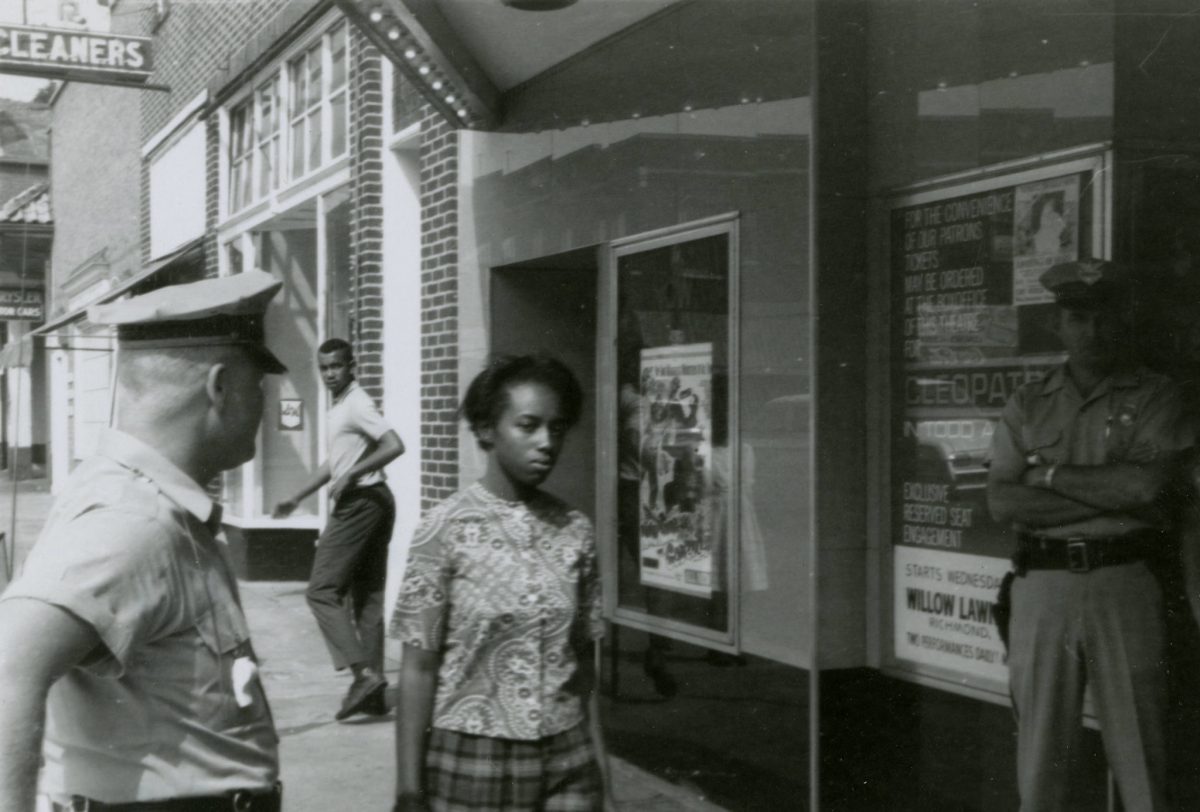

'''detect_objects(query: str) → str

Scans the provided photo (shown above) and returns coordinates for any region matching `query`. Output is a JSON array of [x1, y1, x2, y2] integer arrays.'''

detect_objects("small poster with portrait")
[[637, 343, 714, 598], [1012, 176, 1080, 306], [278, 399, 303, 431]]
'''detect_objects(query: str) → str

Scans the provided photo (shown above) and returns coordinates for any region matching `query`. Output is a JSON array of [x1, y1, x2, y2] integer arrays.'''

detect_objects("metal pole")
[[6, 349, 23, 581]]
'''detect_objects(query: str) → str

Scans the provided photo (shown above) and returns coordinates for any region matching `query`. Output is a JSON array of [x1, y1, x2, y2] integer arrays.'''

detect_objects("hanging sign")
[[0, 23, 154, 87], [0, 287, 44, 321]]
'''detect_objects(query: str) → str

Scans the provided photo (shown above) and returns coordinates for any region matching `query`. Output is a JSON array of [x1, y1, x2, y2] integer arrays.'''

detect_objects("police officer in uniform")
[[988, 260, 1190, 811], [0, 271, 287, 811]]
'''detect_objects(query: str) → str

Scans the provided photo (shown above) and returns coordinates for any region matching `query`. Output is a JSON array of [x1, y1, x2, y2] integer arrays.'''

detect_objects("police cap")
[[89, 270, 288, 374], [1039, 259, 1128, 310]]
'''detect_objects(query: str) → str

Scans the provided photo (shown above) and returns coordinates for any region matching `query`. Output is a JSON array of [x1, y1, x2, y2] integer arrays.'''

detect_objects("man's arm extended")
[[330, 430, 404, 502], [0, 598, 100, 812], [272, 462, 331, 517]]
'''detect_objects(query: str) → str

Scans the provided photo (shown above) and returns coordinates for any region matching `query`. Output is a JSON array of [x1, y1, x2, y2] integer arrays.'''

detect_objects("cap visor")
[[247, 344, 288, 374]]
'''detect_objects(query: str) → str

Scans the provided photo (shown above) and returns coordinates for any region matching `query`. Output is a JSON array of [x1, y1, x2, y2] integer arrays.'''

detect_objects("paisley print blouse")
[[389, 482, 604, 740]]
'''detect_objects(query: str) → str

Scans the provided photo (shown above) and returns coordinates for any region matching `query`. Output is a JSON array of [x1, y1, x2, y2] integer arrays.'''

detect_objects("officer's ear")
[[206, 362, 228, 410]]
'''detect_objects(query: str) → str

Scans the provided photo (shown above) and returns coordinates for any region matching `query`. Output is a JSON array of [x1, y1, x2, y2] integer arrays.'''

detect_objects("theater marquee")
[[0, 23, 154, 88]]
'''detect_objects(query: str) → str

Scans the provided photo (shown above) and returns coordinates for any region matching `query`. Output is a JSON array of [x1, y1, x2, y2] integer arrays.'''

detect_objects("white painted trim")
[[388, 122, 421, 150], [142, 89, 208, 158], [216, 159, 351, 238]]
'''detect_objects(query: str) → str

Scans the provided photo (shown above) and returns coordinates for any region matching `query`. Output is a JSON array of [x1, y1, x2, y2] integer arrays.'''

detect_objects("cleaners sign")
[[0, 23, 154, 87]]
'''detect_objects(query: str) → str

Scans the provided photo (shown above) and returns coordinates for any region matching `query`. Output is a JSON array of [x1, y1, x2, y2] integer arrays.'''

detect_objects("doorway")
[[489, 247, 599, 515]]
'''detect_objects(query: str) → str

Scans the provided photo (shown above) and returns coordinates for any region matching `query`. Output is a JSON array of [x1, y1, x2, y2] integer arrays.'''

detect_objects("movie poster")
[[1012, 176, 1080, 306], [891, 164, 1096, 692], [638, 343, 714, 598]]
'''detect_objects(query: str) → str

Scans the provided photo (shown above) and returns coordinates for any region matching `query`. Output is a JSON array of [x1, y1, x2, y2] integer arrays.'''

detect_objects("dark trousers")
[[306, 483, 395, 672]]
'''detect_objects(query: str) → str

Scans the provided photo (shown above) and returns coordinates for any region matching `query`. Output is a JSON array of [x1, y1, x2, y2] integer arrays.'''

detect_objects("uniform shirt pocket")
[[194, 603, 258, 728]]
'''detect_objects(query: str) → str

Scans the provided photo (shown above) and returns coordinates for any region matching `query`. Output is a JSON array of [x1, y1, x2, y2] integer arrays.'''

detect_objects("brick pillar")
[[419, 111, 459, 508], [204, 114, 220, 279], [350, 30, 385, 403]]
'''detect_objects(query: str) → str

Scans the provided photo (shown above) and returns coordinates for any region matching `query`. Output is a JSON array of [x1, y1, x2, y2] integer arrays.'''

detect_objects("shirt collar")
[[96, 428, 221, 531], [333, 379, 359, 405]]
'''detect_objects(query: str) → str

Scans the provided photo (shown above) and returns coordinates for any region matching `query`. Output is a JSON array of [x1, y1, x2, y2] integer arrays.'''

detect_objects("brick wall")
[[349, 30, 385, 403], [138, 0, 295, 266], [418, 112, 459, 508]]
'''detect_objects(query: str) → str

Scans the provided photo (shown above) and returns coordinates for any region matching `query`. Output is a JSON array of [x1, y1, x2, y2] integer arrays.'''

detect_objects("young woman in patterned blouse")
[[390, 355, 613, 812]]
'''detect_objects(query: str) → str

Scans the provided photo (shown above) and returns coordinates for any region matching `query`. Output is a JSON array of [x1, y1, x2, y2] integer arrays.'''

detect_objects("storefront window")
[[225, 20, 349, 216], [325, 191, 353, 342], [456, 1, 811, 806], [228, 101, 253, 212], [287, 22, 349, 181], [256, 78, 281, 199], [615, 226, 734, 640]]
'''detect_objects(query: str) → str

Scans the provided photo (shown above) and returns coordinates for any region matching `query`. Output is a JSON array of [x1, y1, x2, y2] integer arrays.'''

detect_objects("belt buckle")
[[1067, 539, 1092, 573], [232, 790, 253, 812]]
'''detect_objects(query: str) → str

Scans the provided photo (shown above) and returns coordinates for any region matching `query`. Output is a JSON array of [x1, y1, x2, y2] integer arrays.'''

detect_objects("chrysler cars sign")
[[0, 288, 43, 322], [0, 23, 153, 87]]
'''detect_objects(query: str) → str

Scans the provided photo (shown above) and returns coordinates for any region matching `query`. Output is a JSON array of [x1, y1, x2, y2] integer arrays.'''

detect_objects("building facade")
[[33, 0, 1200, 808], [0, 99, 51, 478]]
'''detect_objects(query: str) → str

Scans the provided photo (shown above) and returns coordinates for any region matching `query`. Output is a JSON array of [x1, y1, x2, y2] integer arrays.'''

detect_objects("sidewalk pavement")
[[2, 478, 722, 812]]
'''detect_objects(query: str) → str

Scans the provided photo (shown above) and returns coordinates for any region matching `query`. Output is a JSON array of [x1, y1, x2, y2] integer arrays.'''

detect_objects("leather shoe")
[[363, 683, 390, 716], [336, 673, 387, 721]]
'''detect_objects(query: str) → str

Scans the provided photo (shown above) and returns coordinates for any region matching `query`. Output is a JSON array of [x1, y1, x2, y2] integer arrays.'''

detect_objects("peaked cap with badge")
[[1039, 259, 1129, 310], [89, 270, 288, 373]]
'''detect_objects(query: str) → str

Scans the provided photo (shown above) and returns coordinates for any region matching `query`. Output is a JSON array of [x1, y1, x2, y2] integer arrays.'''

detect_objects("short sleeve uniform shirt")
[[989, 365, 1190, 538], [0, 429, 278, 803], [389, 483, 603, 740], [328, 381, 393, 488]]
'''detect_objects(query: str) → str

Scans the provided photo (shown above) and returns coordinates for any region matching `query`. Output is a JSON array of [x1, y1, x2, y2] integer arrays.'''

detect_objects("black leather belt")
[[1016, 530, 1164, 573], [54, 784, 281, 812]]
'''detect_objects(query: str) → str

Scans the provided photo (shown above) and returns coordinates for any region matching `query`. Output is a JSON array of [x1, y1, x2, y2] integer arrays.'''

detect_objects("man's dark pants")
[[306, 483, 395, 672]]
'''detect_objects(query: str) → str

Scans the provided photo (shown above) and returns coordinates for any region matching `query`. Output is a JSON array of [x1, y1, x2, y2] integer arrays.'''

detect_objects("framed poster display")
[[603, 213, 739, 649], [881, 148, 1110, 700]]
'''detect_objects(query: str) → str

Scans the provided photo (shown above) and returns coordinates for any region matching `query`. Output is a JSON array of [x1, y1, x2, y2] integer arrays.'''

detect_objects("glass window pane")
[[240, 159, 253, 207], [307, 111, 321, 171], [291, 120, 305, 179], [330, 25, 347, 89], [330, 92, 346, 157], [229, 164, 241, 211], [258, 143, 272, 198], [289, 60, 304, 115], [306, 47, 322, 107]]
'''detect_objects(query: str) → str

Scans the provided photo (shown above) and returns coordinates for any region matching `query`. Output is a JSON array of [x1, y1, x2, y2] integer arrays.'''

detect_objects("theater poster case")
[[638, 343, 714, 598], [887, 152, 1108, 697]]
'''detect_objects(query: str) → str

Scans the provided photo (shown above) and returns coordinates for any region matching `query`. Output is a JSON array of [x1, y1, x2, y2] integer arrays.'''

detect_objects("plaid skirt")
[[426, 723, 602, 811]]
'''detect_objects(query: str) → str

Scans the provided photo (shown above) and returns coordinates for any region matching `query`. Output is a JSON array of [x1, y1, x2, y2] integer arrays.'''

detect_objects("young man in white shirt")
[[275, 338, 405, 720]]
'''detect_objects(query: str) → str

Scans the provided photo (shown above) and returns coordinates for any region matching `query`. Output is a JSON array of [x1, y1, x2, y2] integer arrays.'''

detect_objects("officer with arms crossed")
[[0, 271, 288, 812], [274, 338, 404, 721], [988, 260, 1189, 812]]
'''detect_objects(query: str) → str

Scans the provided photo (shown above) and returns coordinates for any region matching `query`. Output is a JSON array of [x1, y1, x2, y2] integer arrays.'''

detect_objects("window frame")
[[220, 15, 352, 221]]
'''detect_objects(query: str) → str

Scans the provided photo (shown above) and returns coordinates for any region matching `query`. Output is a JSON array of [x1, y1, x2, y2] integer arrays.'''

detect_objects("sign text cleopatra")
[[0, 24, 152, 75]]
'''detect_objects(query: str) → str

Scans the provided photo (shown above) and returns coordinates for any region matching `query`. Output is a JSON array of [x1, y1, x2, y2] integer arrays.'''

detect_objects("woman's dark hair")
[[460, 354, 584, 445]]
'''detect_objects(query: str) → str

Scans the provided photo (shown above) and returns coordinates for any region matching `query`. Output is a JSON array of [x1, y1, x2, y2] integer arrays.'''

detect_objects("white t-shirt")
[[328, 380, 393, 488]]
